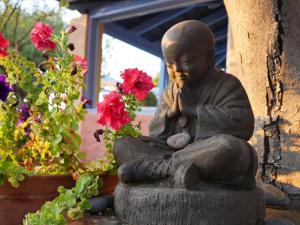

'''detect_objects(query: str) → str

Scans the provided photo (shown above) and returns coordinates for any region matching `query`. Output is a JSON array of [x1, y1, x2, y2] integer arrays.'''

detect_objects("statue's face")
[[162, 42, 209, 88]]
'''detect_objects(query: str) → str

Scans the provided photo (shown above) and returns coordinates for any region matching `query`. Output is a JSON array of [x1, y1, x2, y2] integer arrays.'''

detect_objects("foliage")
[[0, 22, 106, 224], [0, 13, 154, 224], [152, 72, 160, 87], [142, 91, 157, 106], [0, 26, 88, 188], [0, 0, 64, 64], [24, 173, 101, 225]]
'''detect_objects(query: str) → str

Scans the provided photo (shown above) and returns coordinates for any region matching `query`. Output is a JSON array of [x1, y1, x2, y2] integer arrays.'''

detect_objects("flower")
[[0, 33, 9, 57], [30, 22, 56, 51], [120, 68, 154, 101], [81, 96, 92, 107], [97, 91, 132, 130], [66, 25, 77, 34], [0, 74, 13, 102], [17, 104, 30, 124], [74, 54, 88, 75]]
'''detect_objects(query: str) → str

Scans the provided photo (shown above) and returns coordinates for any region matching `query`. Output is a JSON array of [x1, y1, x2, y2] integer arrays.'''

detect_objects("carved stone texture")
[[264, 219, 295, 225], [115, 184, 266, 225]]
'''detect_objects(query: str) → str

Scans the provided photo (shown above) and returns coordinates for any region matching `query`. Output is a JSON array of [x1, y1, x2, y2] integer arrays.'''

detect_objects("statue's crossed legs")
[[113, 134, 257, 189]]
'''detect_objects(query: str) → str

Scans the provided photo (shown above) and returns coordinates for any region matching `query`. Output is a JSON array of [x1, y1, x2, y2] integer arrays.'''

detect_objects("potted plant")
[[0, 22, 155, 225], [0, 23, 101, 225]]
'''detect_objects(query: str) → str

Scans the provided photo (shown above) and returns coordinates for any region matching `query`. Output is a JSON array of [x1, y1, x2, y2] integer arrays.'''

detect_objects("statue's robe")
[[113, 69, 257, 185], [149, 69, 254, 142]]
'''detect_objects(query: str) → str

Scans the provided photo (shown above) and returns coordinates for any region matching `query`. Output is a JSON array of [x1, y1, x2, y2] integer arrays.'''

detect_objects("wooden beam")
[[95, 23, 104, 105], [131, 6, 195, 36], [215, 33, 227, 43], [216, 48, 226, 56], [216, 54, 226, 66], [105, 23, 162, 58], [158, 60, 169, 98], [199, 8, 227, 27], [85, 17, 100, 108], [90, 0, 219, 22]]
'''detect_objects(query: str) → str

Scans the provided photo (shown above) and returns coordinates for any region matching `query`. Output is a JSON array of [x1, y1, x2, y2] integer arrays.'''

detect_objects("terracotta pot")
[[99, 175, 119, 195], [0, 175, 75, 225]]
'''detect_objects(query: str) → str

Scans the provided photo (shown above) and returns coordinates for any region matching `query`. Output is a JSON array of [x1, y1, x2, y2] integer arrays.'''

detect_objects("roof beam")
[[215, 33, 227, 43], [131, 6, 195, 36], [105, 23, 162, 58], [216, 48, 226, 56], [90, 0, 219, 22], [216, 54, 226, 67], [67, 1, 112, 12], [199, 8, 227, 27], [215, 43, 226, 54]]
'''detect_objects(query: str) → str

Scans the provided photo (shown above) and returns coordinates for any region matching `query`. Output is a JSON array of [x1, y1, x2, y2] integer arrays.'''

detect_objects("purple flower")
[[0, 74, 13, 102], [18, 104, 30, 124], [81, 96, 92, 108], [24, 125, 30, 136], [35, 116, 42, 123]]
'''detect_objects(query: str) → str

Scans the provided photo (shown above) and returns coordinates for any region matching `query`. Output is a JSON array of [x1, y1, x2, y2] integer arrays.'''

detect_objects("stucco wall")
[[79, 110, 154, 162]]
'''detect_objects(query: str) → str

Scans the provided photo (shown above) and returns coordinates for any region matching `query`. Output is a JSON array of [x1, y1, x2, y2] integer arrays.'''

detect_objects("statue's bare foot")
[[118, 158, 172, 184]]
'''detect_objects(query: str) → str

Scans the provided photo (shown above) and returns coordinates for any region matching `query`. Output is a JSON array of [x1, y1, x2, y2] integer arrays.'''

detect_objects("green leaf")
[[53, 134, 63, 145]]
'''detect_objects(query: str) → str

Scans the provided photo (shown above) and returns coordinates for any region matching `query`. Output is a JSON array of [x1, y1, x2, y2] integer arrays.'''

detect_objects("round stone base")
[[115, 184, 266, 225]]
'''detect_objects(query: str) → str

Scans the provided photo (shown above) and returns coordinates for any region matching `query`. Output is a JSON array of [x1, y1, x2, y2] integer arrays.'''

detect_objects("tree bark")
[[224, 0, 300, 208]]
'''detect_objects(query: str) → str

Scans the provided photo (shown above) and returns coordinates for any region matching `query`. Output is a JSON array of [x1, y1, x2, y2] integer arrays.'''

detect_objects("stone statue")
[[110, 20, 296, 225], [113, 20, 257, 190]]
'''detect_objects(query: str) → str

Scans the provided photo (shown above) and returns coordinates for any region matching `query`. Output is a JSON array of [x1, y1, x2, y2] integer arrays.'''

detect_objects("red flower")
[[74, 54, 88, 75], [0, 33, 9, 57], [97, 91, 132, 131], [30, 22, 56, 51], [120, 68, 154, 101]]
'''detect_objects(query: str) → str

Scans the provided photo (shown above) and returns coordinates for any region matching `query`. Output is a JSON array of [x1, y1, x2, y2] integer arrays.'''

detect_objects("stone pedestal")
[[115, 183, 266, 225]]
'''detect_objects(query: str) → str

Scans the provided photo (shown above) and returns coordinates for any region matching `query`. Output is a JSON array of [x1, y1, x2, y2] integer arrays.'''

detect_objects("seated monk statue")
[[113, 20, 258, 189]]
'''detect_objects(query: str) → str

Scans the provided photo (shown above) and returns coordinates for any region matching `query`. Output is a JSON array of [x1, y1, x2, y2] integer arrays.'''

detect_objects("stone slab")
[[115, 183, 266, 225]]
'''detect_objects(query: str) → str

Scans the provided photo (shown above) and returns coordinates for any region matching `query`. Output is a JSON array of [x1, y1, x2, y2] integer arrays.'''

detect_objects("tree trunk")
[[224, 0, 300, 209]]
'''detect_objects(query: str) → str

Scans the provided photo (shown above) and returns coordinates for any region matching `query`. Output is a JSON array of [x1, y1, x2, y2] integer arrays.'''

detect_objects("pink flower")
[[0, 33, 9, 57], [30, 22, 56, 51], [97, 91, 132, 131], [74, 54, 88, 75], [120, 68, 154, 101]]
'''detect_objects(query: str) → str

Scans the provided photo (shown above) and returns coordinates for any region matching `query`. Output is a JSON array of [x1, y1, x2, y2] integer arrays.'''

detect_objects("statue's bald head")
[[161, 20, 214, 52], [161, 21, 216, 87]]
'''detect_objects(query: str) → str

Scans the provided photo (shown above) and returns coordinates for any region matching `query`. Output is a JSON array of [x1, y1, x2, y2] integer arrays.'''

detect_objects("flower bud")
[[116, 82, 123, 94], [81, 96, 92, 108], [93, 129, 104, 142], [42, 51, 49, 59], [68, 43, 75, 51], [71, 65, 77, 76], [66, 25, 77, 34], [38, 62, 47, 72]]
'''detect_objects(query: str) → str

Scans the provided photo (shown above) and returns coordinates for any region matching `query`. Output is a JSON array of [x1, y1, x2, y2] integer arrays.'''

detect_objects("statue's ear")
[[208, 48, 215, 69]]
